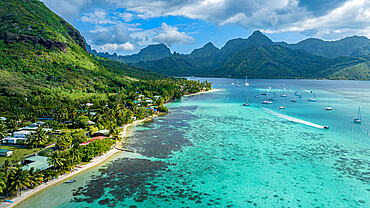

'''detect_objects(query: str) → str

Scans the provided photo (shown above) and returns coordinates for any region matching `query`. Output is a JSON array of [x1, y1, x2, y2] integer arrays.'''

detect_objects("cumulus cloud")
[[99, 42, 135, 51], [153, 23, 195, 46], [43, 0, 370, 52]]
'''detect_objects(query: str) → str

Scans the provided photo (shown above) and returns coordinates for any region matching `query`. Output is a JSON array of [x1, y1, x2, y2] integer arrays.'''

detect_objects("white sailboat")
[[326, 100, 332, 110], [279, 99, 286, 109], [307, 91, 317, 102], [244, 76, 249, 86], [354, 106, 362, 123]]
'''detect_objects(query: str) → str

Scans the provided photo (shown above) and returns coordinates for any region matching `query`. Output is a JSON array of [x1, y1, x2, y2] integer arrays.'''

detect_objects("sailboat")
[[254, 89, 260, 98], [326, 100, 332, 110], [279, 99, 286, 109], [243, 97, 250, 106], [354, 106, 362, 123], [307, 91, 317, 102], [244, 76, 250, 86]]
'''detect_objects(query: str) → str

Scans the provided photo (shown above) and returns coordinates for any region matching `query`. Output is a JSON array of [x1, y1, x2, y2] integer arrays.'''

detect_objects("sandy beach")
[[2, 90, 216, 207], [183, 89, 220, 97]]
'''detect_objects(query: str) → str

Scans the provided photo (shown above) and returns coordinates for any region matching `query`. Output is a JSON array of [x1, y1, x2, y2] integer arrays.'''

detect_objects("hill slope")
[[0, 0, 174, 97]]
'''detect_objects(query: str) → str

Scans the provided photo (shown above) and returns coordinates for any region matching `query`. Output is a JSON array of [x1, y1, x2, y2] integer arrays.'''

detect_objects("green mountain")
[[120, 43, 171, 63], [124, 31, 370, 80], [87, 43, 171, 64], [0, 0, 178, 97], [277, 36, 370, 58], [189, 42, 219, 58]]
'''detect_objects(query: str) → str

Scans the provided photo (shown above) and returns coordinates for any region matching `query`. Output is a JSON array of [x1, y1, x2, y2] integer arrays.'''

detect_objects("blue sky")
[[42, 0, 370, 55]]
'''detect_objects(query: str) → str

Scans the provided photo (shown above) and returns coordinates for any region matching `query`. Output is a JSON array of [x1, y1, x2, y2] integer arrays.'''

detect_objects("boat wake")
[[261, 107, 326, 129]]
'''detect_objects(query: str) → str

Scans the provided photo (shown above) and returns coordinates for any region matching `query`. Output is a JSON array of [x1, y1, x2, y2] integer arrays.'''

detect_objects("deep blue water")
[[18, 78, 369, 208]]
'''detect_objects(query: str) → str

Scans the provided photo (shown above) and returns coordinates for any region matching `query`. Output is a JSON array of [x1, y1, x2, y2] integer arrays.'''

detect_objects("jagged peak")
[[246, 30, 273, 45]]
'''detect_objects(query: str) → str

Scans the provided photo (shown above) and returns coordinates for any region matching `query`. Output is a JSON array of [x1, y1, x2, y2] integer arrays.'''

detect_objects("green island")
[[0, 0, 211, 200]]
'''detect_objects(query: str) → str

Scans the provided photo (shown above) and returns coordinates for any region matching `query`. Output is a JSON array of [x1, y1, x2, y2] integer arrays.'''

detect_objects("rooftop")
[[21, 156, 51, 171]]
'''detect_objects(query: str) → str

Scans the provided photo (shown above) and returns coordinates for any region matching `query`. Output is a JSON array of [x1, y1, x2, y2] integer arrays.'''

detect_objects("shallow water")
[[18, 78, 370, 208]]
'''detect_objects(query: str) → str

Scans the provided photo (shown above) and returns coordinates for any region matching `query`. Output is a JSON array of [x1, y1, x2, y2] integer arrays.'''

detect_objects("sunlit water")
[[18, 78, 369, 208]]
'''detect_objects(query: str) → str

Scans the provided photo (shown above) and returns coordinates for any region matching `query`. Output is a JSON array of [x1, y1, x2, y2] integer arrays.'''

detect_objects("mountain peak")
[[246, 30, 273, 45], [190, 42, 220, 57], [139, 44, 171, 55]]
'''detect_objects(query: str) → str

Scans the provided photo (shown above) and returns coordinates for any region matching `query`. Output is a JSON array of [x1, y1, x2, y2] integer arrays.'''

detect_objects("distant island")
[[89, 31, 370, 80]]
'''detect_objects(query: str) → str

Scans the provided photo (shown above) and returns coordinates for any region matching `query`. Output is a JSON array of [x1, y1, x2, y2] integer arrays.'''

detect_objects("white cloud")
[[153, 23, 195, 46], [81, 9, 116, 24], [99, 42, 136, 51], [262, 0, 370, 39]]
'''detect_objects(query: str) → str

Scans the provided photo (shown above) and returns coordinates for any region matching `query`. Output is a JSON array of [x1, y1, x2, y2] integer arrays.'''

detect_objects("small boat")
[[243, 97, 250, 106], [291, 99, 296, 102], [354, 106, 362, 123], [262, 100, 272, 104], [326, 100, 332, 110], [5, 200, 13, 203], [261, 92, 266, 95], [280, 94, 287, 97], [268, 97, 277, 101], [294, 92, 300, 96], [308, 91, 317, 102], [254, 95, 260, 98], [279, 99, 286, 109], [244, 76, 249, 86], [324, 126, 329, 129], [66, 180, 76, 183]]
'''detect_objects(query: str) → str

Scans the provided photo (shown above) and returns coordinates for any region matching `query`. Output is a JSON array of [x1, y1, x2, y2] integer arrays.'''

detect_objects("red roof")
[[80, 136, 106, 146]]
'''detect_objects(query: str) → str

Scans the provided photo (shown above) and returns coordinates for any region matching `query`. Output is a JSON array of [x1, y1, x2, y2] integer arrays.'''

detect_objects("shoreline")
[[183, 89, 220, 97], [2, 116, 155, 208], [4, 89, 216, 207]]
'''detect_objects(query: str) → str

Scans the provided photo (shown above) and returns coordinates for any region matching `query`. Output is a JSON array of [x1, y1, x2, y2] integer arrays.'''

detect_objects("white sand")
[[183, 89, 220, 97]]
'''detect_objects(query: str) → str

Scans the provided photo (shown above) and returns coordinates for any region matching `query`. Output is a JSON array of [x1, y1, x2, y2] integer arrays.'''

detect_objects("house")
[[14, 131, 34, 138], [0, 149, 13, 157], [153, 96, 161, 99], [21, 156, 51, 171], [80, 136, 106, 146], [0, 117, 6, 121], [93, 130, 109, 136], [2, 136, 27, 144], [86, 103, 94, 107]]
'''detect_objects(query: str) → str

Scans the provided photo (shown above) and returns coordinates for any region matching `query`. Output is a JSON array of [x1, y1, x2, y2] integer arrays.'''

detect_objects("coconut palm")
[[48, 152, 65, 171], [10, 169, 31, 196]]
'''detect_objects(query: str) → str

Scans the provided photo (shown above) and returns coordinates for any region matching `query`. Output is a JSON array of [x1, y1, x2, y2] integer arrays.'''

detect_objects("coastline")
[[183, 89, 220, 97], [3, 89, 216, 207], [2, 117, 154, 208]]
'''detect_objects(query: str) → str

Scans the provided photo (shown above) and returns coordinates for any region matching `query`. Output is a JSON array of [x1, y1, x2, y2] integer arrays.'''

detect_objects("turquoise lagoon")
[[18, 78, 369, 208]]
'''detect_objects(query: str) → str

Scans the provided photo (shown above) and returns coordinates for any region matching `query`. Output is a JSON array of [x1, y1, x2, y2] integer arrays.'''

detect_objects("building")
[[21, 156, 52, 171], [14, 131, 34, 138], [2, 136, 27, 144], [0, 149, 13, 157]]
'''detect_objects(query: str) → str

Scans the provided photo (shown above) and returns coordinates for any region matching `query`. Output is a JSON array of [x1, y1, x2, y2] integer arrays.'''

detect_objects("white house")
[[2, 137, 27, 144], [14, 131, 34, 138]]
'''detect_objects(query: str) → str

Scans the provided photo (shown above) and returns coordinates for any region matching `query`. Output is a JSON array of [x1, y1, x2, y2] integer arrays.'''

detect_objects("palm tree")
[[10, 169, 31, 196], [28, 168, 44, 188], [48, 152, 65, 171], [0, 172, 7, 194], [0, 123, 8, 146], [26, 129, 48, 148]]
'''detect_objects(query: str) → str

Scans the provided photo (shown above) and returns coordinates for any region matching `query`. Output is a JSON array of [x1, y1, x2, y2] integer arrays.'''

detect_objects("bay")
[[18, 78, 370, 208]]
